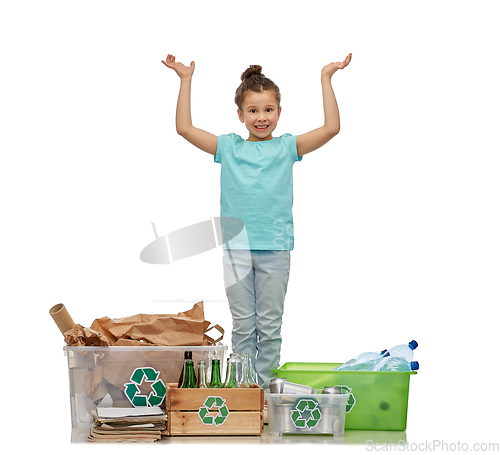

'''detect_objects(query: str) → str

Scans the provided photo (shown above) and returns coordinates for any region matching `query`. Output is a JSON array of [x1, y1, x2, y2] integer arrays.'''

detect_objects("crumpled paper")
[[64, 301, 224, 347], [64, 324, 110, 346]]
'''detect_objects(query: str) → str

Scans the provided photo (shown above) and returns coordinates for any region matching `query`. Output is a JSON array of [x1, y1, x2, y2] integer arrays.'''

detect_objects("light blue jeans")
[[223, 249, 291, 388]]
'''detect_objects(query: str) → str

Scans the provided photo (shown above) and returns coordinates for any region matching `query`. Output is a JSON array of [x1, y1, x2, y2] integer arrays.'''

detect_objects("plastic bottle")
[[388, 340, 418, 362], [376, 357, 419, 372], [335, 358, 382, 371], [335, 350, 389, 371]]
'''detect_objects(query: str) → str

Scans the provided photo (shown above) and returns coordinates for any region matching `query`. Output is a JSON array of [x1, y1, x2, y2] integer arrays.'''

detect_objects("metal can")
[[313, 401, 334, 434], [278, 403, 296, 433], [322, 386, 342, 394], [269, 377, 287, 393], [282, 381, 316, 395]]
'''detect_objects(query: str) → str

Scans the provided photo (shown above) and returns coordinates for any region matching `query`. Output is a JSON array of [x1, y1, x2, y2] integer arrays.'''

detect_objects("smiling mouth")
[[255, 125, 269, 130]]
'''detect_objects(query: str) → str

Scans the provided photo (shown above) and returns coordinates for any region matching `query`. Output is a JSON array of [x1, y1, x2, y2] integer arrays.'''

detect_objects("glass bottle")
[[203, 350, 217, 385], [238, 354, 251, 388], [181, 357, 197, 388], [178, 351, 197, 387], [224, 354, 241, 388], [243, 353, 258, 386], [208, 358, 223, 388], [197, 360, 208, 388]]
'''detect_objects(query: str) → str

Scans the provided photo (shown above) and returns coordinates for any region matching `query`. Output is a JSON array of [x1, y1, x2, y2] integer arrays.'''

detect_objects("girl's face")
[[237, 90, 281, 142]]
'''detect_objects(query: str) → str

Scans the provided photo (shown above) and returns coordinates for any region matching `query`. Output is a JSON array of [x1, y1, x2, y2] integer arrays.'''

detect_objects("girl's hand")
[[321, 53, 352, 79], [161, 54, 195, 79]]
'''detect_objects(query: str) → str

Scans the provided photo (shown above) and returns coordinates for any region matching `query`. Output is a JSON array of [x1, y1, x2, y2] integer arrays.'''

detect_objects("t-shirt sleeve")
[[282, 134, 302, 162], [214, 134, 234, 164]]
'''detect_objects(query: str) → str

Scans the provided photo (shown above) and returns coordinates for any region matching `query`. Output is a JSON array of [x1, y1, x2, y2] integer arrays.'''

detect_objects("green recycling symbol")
[[334, 385, 356, 412], [198, 396, 230, 427], [124, 367, 166, 407], [290, 397, 322, 429]]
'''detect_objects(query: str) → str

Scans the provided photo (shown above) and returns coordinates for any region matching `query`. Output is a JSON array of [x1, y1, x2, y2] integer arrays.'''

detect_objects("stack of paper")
[[89, 407, 167, 442]]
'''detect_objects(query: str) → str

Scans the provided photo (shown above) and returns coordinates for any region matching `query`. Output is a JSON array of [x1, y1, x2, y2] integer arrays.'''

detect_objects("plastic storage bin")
[[272, 362, 417, 431], [64, 345, 227, 428], [265, 391, 349, 437]]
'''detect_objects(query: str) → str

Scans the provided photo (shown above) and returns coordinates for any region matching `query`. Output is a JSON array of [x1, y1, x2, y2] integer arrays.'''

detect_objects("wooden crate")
[[166, 383, 263, 436]]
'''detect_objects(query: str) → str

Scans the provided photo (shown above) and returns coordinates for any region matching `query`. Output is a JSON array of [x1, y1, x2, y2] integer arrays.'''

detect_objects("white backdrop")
[[2, 1, 499, 453]]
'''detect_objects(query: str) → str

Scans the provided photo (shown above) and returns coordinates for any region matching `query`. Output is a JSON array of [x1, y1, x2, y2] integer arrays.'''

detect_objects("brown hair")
[[234, 65, 281, 110]]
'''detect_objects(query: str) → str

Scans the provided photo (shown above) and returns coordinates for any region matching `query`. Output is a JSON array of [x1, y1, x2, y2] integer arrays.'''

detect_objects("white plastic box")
[[64, 345, 227, 428], [265, 391, 349, 437]]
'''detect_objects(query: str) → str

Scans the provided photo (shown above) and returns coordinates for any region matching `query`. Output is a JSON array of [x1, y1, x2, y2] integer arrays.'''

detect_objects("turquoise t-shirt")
[[214, 133, 302, 250]]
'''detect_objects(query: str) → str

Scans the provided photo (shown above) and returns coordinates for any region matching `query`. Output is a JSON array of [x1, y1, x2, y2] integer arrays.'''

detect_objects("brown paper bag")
[[89, 301, 223, 346]]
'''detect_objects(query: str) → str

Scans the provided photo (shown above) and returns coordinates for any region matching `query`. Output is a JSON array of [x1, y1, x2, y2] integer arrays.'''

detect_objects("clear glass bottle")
[[197, 360, 208, 388], [208, 358, 223, 388], [203, 350, 217, 385], [239, 353, 253, 388], [245, 353, 258, 386]]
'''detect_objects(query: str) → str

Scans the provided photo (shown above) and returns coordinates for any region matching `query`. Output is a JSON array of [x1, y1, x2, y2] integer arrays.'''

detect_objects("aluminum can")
[[322, 386, 342, 394], [269, 377, 287, 393], [278, 403, 296, 433], [281, 381, 316, 395]]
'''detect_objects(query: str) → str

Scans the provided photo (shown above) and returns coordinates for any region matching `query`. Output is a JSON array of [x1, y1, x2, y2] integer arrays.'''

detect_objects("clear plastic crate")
[[265, 391, 349, 437], [273, 362, 417, 431], [64, 345, 227, 428]]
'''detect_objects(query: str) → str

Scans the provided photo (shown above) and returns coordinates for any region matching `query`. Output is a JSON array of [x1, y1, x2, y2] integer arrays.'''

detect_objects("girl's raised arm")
[[162, 55, 218, 156], [296, 53, 352, 157]]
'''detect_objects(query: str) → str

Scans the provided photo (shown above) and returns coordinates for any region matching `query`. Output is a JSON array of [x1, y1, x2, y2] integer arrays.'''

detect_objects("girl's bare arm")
[[296, 53, 352, 157], [162, 55, 218, 156]]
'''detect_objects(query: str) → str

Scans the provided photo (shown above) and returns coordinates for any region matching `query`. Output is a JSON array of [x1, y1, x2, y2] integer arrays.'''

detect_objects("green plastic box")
[[272, 362, 417, 431]]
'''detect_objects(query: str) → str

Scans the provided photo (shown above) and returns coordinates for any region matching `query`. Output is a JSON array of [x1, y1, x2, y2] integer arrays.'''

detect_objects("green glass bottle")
[[224, 359, 240, 388], [208, 358, 223, 388], [181, 358, 197, 388], [178, 350, 197, 387]]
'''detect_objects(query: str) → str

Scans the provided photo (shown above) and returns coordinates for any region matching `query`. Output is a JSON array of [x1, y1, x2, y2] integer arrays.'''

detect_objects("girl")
[[162, 53, 351, 388]]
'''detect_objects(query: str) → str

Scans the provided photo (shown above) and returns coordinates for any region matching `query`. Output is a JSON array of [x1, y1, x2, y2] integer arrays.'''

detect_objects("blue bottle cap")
[[410, 361, 419, 370], [409, 340, 418, 350], [380, 349, 390, 357]]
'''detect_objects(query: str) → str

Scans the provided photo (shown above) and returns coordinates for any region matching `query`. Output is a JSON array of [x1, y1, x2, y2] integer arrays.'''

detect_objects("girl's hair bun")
[[235, 64, 280, 109], [241, 65, 263, 81]]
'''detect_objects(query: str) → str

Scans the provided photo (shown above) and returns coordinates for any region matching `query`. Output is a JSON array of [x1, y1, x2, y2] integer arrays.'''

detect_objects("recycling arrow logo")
[[124, 367, 166, 407], [290, 397, 322, 429], [198, 396, 230, 427], [333, 385, 356, 412]]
